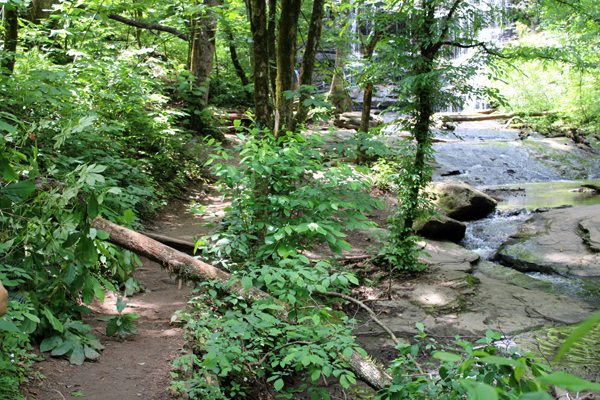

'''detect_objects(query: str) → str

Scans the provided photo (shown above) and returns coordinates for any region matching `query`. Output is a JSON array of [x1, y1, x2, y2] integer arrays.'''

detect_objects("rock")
[[334, 111, 383, 130], [429, 180, 498, 221], [418, 239, 479, 272], [408, 284, 462, 311], [582, 183, 600, 192], [414, 214, 466, 242], [579, 216, 600, 252], [498, 204, 600, 277]]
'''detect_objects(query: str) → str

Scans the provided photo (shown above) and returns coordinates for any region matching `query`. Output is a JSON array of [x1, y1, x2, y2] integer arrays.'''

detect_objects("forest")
[[1, 0, 600, 398]]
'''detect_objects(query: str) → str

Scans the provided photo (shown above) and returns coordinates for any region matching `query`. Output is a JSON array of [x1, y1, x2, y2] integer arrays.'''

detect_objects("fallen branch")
[[435, 111, 557, 122], [108, 14, 189, 41], [90, 216, 393, 391]]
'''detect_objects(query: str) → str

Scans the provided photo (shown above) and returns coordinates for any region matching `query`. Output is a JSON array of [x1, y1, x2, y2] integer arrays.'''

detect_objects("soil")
[[26, 258, 194, 400]]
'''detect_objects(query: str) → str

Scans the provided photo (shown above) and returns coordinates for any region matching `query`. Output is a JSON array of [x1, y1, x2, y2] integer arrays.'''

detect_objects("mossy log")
[[90, 217, 393, 391]]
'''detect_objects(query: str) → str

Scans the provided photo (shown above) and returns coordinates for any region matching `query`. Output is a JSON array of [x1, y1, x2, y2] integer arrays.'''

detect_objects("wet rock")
[[475, 260, 555, 292], [498, 204, 600, 277], [414, 214, 466, 242], [429, 180, 498, 221]]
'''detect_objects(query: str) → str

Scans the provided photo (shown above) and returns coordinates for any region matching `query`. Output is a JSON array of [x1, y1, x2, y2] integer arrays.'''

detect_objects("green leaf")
[[123, 209, 135, 224], [51, 341, 75, 356], [87, 193, 99, 220], [273, 378, 284, 391], [2, 180, 36, 202], [342, 347, 353, 359], [460, 380, 498, 400], [519, 393, 554, 400], [70, 344, 85, 365], [0, 120, 16, 134], [63, 264, 77, 285], [539, 371, 600, 392], [116, 297, 127, 314], [42, 306, 64, 333], [0, 157, 18, 181], [432, 351, 462, 362], [83, 345, 100, 360], [106, 318, 118, 337], [555, 309, 600, 361], [0, 319, 21, 332], [241, 276, 253, 290], [478, 356, 526, 368], [40, 336, 62, 352], [82, 274, 95, 305]]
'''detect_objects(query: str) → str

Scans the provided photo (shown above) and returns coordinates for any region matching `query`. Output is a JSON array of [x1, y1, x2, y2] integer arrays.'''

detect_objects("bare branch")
[[441, 41, 511, 58], [108, 14, 189, 41]]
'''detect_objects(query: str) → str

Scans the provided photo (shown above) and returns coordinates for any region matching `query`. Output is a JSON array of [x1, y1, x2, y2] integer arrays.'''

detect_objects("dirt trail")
[[27, 184, 214, 400], [29, 259, 193, 400]]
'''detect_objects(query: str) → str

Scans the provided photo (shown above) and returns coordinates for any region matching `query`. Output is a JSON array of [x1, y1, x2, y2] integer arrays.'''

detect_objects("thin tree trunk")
[[274, 0, 302, 137], [2, 6, 19, 75], [250, 0, 272, 130], [90, 216, 393, 391], [225, 28, 252, 102], [358, 32, 380, 134], [327, 47, 353, 113], [291, 0, 325, 131], [267, 0, 278, 99]]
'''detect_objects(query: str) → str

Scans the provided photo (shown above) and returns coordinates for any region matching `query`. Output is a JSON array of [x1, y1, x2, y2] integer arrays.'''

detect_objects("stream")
[[434, 121, 600, 303]]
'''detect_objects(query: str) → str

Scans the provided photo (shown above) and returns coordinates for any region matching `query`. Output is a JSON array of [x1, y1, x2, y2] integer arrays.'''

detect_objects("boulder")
[[498, 204, 600, 277], [429, 180, 497, 221], [334, 111, 383, 130], [414, 214, 466, 242]]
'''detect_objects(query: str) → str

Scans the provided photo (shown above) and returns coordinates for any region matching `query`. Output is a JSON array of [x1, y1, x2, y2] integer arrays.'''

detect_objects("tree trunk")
[[225, 28, 252, 102], [90, 216, 393, 391], [250, 0, 272, 130], [2, 5, 19, 76], [274, 0, 302, 137], [327, 46, 353, 113], [29, 0, 58, 24], [189, 0, 220, 133], [291, 0, 325, 131], [267, 0, 278, 99], [358, 32, 380, 134]]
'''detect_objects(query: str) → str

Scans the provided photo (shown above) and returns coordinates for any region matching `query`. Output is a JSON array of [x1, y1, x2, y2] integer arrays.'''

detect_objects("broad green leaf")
[[241, 276, 253, 290], [0, 120, 16, 134], [432, 351, 462, 362], [0, 319, 20, 333], [51, 341, 75, 356], [123, 209, 135, 224], [82, 274, 95, 305], [519, 392, 554, 400], [87, 192, 99, 220], [273, 378, 284, 391], [42, 306, 63, 333], [84, 345, 101, 360], [2, 180, 36, 202], [478, 356, 526, 368], [40, 336, 62, 352], [116, 297, 128, 314], [106, 318, 118, 337], [460, 380, 498, 400], [0, 157, 18, 181], [70, 344, 85, 365], [539, 371, 600, 391]]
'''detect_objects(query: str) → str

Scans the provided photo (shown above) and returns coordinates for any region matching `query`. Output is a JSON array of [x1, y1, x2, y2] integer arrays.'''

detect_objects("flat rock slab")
[[408, 284, 461, 309], [498, 204, 600, 277], [419, 240, 479, 272], [579, 215, 600, 252]]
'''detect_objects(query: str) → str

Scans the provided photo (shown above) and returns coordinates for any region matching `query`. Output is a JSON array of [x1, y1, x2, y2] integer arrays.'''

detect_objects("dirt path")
[[28, 258, 193, 400]]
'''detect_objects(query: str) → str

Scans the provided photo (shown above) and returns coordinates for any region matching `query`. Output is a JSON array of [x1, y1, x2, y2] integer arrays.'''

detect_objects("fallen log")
[[435, 110, 557, 122], [90, 217, 393, 391]]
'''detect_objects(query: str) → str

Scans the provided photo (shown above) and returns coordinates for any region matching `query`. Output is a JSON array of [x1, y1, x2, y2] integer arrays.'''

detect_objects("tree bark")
[[267, 0, 278, 99], [90, 216, 393, 391], [327, 47, 353, 113], [291, 0, 326, 131], [274, 0, 302, 137], [225, 28, 252, 102], [29, 0, 58, 24], [358, 32, 380, 134], [2, 5, 19, 76], [189, 0, 220, 133], [250, 0, 272, 130]]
